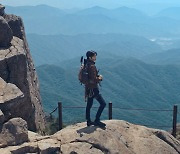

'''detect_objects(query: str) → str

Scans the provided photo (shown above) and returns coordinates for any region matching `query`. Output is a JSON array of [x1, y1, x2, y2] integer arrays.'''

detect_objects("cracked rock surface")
[[0, 77, 23, 105], [0, 16, 12, 47], [0, 120, 180, 154], [0, 4, 45, 132], [0, 118, 28, 148], [0, 36, 24, 61]]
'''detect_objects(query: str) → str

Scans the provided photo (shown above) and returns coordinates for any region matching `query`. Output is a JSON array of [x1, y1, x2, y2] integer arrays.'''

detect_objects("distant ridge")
[[6, 4, 65, 17], [37, 57, 180, 127], [27, 33, 162, 66], [142, 48, 180, 65], [156, 7, 180, 20], [5, 5, 180, 36]]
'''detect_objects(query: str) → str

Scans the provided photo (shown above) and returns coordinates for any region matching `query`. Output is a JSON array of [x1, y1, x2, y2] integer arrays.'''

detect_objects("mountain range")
[[37, 57, 180, 128], [27, 33, 162, 66], [5, 5, 180, 37], [156, 7, 180, 20], [142, 48, 180, 65], [27, 33, 180, 67], [5, 4, 180, 129]]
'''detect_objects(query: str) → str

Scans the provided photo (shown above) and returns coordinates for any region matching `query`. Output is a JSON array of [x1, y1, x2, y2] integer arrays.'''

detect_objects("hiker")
[[80, 51, 106, 127]]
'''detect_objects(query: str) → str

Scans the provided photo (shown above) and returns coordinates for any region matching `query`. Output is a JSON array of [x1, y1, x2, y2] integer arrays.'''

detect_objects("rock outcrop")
[[0, 120, 179, 154], [0, 77, 24, 123], [0, 4, 45, 132], [0, 118, 28, 148], [3, 14, 24, 40], [0, 16, 12, 47], [0, 3, 179, 154], [0, 77, 23, 104]]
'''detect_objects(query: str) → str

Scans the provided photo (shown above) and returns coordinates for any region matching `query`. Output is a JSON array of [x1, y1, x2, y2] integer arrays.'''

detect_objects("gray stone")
[[0, 120, 180, 154], [0, 76, 24, 123], [54, 120, 180, 154], [0, 14, 45, 132], [0, 118, 28, 147], [0, 77, 24, 105], [0, 36, 45, 132], [3, 14, 24, 40], [0, 16, 13, 47]]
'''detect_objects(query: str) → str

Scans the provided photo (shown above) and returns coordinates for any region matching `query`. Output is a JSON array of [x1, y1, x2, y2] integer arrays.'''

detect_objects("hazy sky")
[[1, 0, 180, 14]]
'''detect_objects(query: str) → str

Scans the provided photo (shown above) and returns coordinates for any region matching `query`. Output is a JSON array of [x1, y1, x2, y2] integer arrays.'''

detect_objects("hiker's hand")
[[80, 64, 84, 69], [98, 75, 103, 81]]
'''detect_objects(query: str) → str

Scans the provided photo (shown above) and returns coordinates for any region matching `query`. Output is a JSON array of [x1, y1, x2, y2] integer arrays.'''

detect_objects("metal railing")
[[49, 102, 178, 138]]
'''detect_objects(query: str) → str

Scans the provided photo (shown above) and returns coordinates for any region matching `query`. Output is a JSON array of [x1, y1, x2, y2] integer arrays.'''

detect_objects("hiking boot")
[[87, 120, 93, 127], [94, 120, 106, 128]]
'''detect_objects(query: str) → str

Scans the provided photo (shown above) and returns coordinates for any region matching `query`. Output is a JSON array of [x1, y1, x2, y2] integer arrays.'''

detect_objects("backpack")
[[78, 57, 89, 85]]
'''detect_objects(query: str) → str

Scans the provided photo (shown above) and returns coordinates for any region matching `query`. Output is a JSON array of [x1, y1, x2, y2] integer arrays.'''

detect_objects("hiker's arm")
[[80, 64, 84, 69], [89, 65, 101, 83], [98, 75, 103, 80]]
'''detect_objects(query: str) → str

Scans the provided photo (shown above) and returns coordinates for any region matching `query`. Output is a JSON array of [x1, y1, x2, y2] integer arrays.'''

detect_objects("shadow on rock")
[[77, 126, 106, 137]]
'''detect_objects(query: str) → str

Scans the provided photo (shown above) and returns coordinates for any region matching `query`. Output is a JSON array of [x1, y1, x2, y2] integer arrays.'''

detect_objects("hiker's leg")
[[86, 97, 93, 121], [94, 91, 106, 121]]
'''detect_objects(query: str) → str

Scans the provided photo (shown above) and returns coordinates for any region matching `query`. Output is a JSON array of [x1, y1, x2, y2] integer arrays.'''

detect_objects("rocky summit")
[[0, 120, 179, 154], [0, 3, 180, 154], [0, 4, 45, 132]]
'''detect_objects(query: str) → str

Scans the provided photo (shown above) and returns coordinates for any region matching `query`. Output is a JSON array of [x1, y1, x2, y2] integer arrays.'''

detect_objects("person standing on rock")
[[81, 51, 106, 127]]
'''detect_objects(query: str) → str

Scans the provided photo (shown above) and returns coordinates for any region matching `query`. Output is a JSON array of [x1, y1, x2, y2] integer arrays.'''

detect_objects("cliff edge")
[[0, 120, 180, 154], [0, 4, 45, 132]]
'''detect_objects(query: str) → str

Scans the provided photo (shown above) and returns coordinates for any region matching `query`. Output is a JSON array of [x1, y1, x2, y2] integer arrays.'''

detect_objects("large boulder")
[[3, 14, 24, 40], [0, 120, 179, 154], [0, 77, 24, 121], [0, 77, 24, 105], [54, 120, 180, 154], [0, 16, 13, 47], [0, 118, 28, 148]]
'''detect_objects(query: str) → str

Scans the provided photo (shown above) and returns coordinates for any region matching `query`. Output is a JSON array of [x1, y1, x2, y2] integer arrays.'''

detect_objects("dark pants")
[[86, 88, 106, 121]]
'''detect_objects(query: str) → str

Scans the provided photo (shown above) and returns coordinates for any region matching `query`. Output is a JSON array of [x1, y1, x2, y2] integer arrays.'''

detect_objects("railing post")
[[108, 102, 112, 120], [58, 102, 63, 130], [172, 105, 177, 138]]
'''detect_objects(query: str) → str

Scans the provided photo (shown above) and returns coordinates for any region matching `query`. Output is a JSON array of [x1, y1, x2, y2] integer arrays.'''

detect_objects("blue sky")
[[1, 0, 180, 14], [1, 0, 180, 8]]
